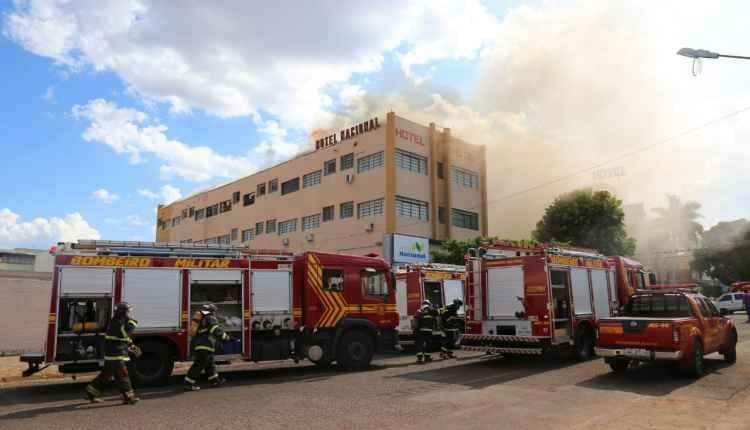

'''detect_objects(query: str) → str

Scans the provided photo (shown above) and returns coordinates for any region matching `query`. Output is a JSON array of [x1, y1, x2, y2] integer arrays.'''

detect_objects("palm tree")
[[650, 195, 703, 252]]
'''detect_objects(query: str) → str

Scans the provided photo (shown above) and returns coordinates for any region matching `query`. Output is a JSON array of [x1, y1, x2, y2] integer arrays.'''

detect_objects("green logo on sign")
[[411, 242, 424, 252]]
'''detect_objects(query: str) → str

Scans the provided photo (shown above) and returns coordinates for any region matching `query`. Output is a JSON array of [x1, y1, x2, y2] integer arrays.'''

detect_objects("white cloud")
[[90, 188, 119, 204], [0, 208, 100, 248], [42, 85, 55, 101], [5, 0, 497, 128], [73, 99, 256, 182], [139, 184, 182, 205]]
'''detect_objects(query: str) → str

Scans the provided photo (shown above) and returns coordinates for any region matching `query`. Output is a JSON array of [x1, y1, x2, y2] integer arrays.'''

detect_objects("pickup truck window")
[[719, 295, 732, 302], [623, 295, 691, 318], [701, 298, 720, 317]]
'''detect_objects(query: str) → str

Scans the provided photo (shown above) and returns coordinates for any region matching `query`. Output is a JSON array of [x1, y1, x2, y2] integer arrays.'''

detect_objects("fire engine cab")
[[395, 263, 465, 348], [21, 241, 398, 385], [460, 243, 618, 360]]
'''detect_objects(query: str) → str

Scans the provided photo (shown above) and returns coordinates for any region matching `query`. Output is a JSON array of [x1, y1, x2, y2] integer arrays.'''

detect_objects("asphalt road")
[[4, 316, 750, 430]]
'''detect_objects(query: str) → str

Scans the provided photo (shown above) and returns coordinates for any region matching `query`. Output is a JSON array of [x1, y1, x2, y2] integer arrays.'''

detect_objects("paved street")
[[3, 316, 750, 430]]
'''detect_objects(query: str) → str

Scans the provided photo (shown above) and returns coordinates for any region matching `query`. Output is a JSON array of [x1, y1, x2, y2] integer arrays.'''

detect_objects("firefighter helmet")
[[421, 300, 432, 310], [202, 303, 218, 314], [114, 302, 133, 319]]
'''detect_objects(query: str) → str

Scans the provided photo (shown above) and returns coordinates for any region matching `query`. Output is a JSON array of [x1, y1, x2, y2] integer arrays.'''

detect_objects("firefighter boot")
[[424, 355, 433, 363], [84, 386, 102, 403], [122, 391, 140, 405], [184, 384, 201, 392], [209, 376, 226, 388], [416, 353, 424, 364]]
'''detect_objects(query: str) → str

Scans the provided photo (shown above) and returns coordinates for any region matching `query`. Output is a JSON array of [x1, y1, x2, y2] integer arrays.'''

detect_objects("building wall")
[[155, 112, 486, 256]]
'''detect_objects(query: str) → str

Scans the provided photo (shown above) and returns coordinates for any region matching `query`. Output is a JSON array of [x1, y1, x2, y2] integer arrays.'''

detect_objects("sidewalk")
[[0, 356, 65, 384]]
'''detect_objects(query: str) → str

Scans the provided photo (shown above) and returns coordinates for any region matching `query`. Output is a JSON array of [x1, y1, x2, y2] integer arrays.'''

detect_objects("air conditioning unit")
[[305, 233, 315, 242], [365, 222, 375, 232], [345, 173, 355, 184], [282, 237, 290, 246]]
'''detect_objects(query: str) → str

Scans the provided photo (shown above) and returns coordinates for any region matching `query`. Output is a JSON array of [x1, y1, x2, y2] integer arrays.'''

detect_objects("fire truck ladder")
[[66, 240, 291, 259]]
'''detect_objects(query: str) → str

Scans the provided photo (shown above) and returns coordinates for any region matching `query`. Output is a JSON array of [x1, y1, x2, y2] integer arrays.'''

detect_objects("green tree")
[[692, 220, 750, 284], [532, 189, 636, 256], [432, 236, 498, 265]]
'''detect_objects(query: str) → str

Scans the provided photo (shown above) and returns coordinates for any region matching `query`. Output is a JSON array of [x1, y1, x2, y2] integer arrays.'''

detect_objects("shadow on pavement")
[[393, 353, 579, 389], [575, 358, 730, 397]]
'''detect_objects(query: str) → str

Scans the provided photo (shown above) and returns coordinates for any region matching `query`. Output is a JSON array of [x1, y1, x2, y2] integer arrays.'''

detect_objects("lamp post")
[[677, 48, 750, 76]]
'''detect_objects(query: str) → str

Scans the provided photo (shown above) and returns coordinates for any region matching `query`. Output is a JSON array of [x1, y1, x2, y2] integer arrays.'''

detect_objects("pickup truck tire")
[[722, 332, 737, 364], [337, 330, 374, 371], [574, 327, 595, 361], [608, 358, 630, 374], [684, 339, 705, 378]]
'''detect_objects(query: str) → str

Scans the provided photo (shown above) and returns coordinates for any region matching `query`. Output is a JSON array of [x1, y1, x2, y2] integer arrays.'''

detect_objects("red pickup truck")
[[595, 291, 737, 377]]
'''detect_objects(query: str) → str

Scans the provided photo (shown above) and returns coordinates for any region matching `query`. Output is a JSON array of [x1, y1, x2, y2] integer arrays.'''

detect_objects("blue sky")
[[1, 0, 749, 249]]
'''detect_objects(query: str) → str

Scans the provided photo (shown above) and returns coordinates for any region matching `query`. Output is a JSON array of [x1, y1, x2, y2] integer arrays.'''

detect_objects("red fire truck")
[[608, 256, 656, 306], [460, 243, 619, 360], [395, 263, 465, 348], [20, 241, 398, 386]]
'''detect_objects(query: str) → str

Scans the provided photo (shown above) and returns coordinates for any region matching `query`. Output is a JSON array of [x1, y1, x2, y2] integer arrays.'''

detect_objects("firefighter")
[[438, 299, 463, 359], [84, 302, 140, 405], [414, 300, 437, 363], [184, 303, 230, 391]]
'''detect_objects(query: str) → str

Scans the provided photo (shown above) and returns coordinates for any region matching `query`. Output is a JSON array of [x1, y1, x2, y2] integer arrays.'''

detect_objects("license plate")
[[623, 348, 651, 359]]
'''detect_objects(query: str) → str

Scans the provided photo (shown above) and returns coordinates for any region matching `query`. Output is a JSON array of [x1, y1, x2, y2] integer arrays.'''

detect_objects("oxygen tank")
[[190, 310, 203, 337]]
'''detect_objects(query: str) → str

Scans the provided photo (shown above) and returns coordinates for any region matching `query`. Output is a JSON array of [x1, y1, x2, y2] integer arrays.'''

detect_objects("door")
[[486, 266, 524, 319], [443, 279, 465, 315], [423, 280, 444, 308], [590, 269, 610, 319], [696, 298, 721, 352], [395, 275, 410, 332], [570, 268, 593, 316], [550, 269, 572, 338]]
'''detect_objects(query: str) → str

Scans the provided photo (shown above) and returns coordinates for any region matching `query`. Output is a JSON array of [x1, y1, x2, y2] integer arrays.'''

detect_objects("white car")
[[714, 292, 746, 313]]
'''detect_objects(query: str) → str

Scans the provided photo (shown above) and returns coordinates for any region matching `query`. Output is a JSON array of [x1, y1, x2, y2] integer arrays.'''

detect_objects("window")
[[362, 270, 388, 296], [324, 159, 336, 175], [281, 177, 300, 195], [243, 192, 255, 206], [181, 209, 188, 219], [257, 183, 266, 196], [255, 222, 264, 235], [357, 151, 384, 173], [735, 293, 745, 301], [195, 208, 205, 221], [194, 240, 204, 245], [303, 170, 322, 188], [323, 269, 344, 292], [206, 204, 218, 218], [702, 298, 720, 316], [266, 219, 277, 234], [396, 196, 428, 221], [452, 208, 479, 230], [395, 149, 427, 175], [278, 218, 297, 235], [623, 294, 692, 318], [302, 214, 321, 230], [205, 237, 219, 245], [242, 229, 254, 242], [218, 235, 231, 245], [341, 153, 354, 170], [269, 179, 279, 193], [340, 201, 354, 219], [231, 228, 238, 241], [322, 205, 334, 222], [719, 295, 732, 302], [358, 198, 384, 218], [172, 217, 181, 227], [232, 191, 240, 204], [438, 206, 447, 224], [451, 167, 479, 189], [220, 200, 232, 213], [437, 162, 445, 179], [189, 207, 195, 217]]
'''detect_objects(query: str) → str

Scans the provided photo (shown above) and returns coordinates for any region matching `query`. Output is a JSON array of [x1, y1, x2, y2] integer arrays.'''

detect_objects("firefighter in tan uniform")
[[185, 303, 229, 391], [84, 302, 140, 405], [414, 300, 437, 363]]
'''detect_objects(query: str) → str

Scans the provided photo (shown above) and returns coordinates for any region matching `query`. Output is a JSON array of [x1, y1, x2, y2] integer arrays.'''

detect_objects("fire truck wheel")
[[131, 340, 174, 387], [337, 330, 374, 371], [573, 327, 595, 361]]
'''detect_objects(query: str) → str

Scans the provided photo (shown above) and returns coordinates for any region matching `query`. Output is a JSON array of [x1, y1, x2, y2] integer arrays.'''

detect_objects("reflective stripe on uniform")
[[128, 319, 138, 328], [210, 325, 221, 335], [104, 355, 130, 361], [105, 335, 130, 342], [194, 345, 214, 352], [184, 376, 196, 384], [208, 374, 219, 381], [86, 385, 100, 396]]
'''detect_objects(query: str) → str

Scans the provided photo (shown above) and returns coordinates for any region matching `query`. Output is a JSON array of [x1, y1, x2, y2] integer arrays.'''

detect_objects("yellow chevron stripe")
[[308, 254, 337, 328]]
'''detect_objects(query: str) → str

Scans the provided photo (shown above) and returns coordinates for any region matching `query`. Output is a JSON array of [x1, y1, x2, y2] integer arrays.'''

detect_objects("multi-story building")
[[155, 112, 488, 260]]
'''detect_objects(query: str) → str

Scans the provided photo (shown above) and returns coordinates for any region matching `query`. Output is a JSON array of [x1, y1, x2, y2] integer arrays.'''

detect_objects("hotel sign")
[[315, 117, 380, 150]]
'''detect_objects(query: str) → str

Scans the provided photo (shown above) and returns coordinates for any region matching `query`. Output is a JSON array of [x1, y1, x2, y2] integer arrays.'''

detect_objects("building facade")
[[155, 112, 488, 258]]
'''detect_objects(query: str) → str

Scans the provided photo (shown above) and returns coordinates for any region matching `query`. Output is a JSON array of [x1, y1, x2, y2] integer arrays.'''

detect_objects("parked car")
[[595, 291, 737, 377], [714, 292, 746, 314]]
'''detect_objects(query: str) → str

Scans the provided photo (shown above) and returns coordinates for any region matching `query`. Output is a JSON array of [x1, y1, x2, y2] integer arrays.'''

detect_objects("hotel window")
[[281, 177, 300, 195], [218, 234, 231, 245], [340, 201, 354, 219], [357, 198, 384, 219], [231, 228, 238, 242], [257, 183, 266, 196], [181, 209, 188, 219], [322, 205, 334, 222], [438, 206, 447, 224], [278, 218, 298, 235], [255, 222, 264, 235], [189, 207, 195, 218], [269, 178, 279, 193], [452, 208, 479, 230], [324, 159, 336, 176], [243, 192, 255, 206], [266, 219, 277, 234], [220, 200, 232, 213], [341, 153, 354, 170], [195, 208, 205, 221], [396, 196, 428, 221], [232, 191, 240, 204], [451, 167, 479, 189], [437, 162, 445, 179], [395, 149, 427, 175], [303, 170, 322, 188], [206, 204, 218, 218], [242, 229, 254, 242], [357, 151, 384, 173], [302, 214, 321, 231], [172, 217, 180, 227]]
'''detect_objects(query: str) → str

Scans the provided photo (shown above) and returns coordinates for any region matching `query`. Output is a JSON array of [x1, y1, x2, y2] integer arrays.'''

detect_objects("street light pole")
[[677, 47, 750, 76]]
